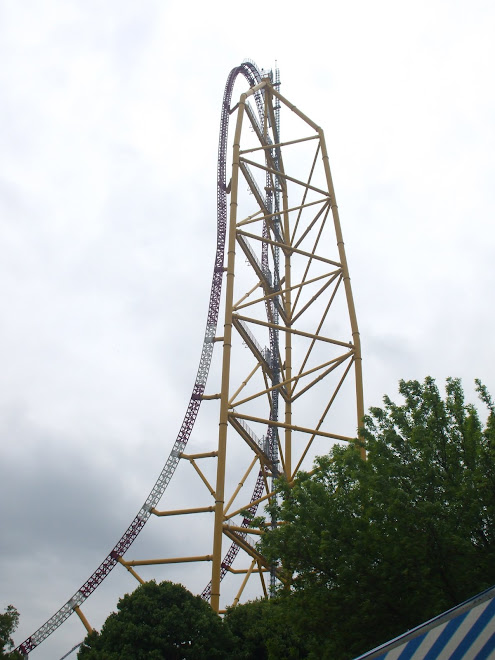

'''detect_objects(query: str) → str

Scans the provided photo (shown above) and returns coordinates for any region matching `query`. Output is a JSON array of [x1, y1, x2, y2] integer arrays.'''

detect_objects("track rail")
[[201, 65, 282, 599], [17, 60, 268, 657]]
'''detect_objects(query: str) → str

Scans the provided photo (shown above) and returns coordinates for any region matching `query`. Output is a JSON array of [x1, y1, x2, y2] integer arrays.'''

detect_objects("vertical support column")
[[319, 131, 365, 457], [282, 179, 292, 478], [265, 80, 293, 479], [210, 94, 247, 613], [269, 81, 293, 478]]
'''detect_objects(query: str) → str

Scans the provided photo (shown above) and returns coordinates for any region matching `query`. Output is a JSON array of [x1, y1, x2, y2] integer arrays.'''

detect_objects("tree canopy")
[[258, 377, 495, 658], [76, 378, 495, 659], [0, 605, 21, 659], [77, 581, 234, 659], [223, 597, 308, 660]]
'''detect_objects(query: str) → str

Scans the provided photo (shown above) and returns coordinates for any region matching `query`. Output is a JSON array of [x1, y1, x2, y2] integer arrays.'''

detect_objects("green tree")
[[77, 581, 234, 659], [259, 378, 495, 659], [224, 597, 309, 659], [0, 605, 21, 659]]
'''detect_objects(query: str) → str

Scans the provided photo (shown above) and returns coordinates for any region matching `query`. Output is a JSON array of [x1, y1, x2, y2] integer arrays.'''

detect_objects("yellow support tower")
[[208, 74, 364, 611]]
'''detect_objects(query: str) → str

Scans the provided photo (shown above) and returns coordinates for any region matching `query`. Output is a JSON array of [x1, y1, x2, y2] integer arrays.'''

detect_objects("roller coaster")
[[15, 59, 364, 657]]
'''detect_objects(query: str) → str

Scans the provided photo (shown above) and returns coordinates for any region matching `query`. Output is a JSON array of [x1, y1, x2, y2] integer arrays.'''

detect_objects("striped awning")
[[354, 585, 495, 659]]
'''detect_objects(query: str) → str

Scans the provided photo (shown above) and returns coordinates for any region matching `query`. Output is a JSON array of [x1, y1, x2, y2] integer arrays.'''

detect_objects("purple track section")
[[17, 60, 265, 656]]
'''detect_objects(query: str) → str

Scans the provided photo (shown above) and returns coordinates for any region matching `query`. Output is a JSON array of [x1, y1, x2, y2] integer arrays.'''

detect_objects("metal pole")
[[319, 130, 365, 455], [210, 92, 247, 613]]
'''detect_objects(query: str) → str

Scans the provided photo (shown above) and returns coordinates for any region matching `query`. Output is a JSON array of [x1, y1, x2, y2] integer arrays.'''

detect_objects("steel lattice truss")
[[206, 75, 364, 611], [16, 62, 363, 657]]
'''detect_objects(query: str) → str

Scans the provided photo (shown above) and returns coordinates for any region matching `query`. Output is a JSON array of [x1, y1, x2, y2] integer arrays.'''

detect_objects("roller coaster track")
[[16, 59, 270, 658], [16, 58, 364, 656]]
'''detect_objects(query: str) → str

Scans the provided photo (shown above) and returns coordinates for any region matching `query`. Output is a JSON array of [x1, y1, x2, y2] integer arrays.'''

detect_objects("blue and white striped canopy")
[[354, 585, 495, 659]]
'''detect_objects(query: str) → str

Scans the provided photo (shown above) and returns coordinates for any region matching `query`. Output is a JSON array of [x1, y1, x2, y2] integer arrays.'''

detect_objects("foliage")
[[259, 378, 495, 659], [224, 597, 309, 659], [0, 605, 21, 659], [77, 581, 234, 659]]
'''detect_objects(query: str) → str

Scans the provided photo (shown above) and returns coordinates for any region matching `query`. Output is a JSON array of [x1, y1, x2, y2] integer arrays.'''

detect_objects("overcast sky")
[[1, 1, 494, 658]]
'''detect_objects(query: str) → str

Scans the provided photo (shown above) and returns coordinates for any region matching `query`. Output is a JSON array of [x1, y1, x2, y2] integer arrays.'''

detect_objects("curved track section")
[[201, 68, 281, 599], [17, 60, 266, 656]]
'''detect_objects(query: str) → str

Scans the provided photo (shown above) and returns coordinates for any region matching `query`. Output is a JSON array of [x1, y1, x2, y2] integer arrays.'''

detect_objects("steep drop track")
[[17, 60, 269, 657]]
